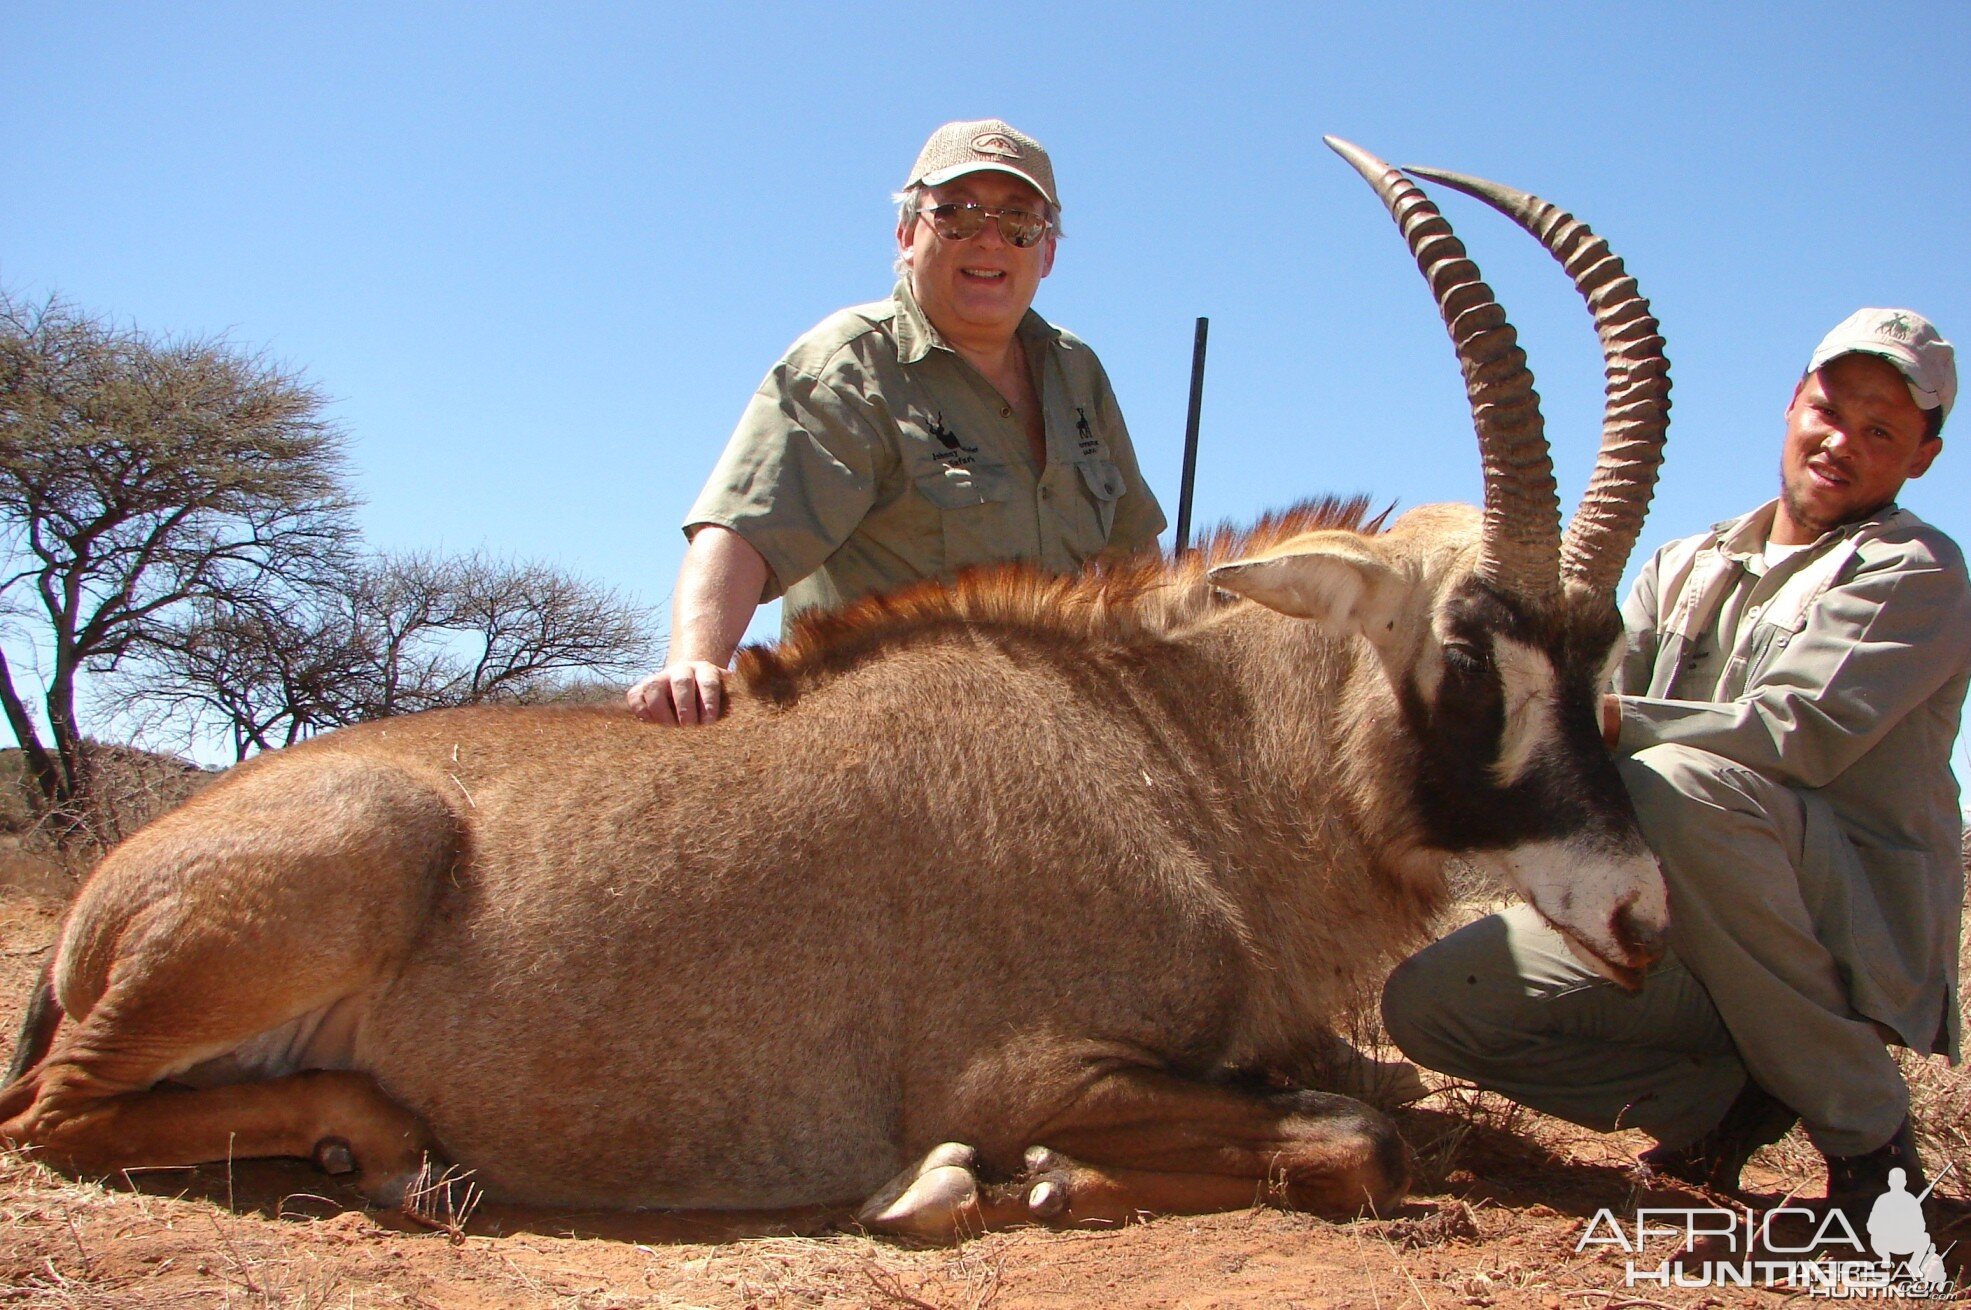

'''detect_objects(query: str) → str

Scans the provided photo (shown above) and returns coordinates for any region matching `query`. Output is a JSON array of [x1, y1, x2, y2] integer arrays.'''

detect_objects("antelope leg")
[[1025, 1067, 1410, 1220], [857, 1066, 1410, 1241], [3, 1060, 439, 1206]]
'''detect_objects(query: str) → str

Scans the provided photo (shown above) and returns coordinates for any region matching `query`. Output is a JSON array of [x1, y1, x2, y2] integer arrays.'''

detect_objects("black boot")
[[1823, 1117, 1924, 1224], [1639, 1079, 1799, 1192]]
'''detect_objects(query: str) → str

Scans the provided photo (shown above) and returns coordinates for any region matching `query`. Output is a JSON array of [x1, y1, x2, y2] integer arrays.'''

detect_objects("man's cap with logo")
[[905, 119, 1058, 209], [1809, 308, 1956, 425]]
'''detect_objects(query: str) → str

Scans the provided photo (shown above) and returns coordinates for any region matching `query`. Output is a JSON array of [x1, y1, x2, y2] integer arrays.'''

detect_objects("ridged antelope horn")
[[1324, 136, 1561, 600], [1404, 165, 1670, 600]]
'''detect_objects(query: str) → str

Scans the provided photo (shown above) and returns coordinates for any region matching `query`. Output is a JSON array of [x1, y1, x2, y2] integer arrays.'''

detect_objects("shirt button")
[[999, 405, 1012, 418], [1040, 486, 1052, 501]]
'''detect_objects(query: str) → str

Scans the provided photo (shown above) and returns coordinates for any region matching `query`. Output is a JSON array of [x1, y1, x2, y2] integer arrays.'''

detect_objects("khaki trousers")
[[1381, 744, 1909, 1157]]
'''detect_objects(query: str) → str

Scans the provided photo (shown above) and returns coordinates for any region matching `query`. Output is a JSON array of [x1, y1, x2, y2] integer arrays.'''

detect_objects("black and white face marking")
[[1489, 633, 1558, 789], [1399, 581, 1667, 985]]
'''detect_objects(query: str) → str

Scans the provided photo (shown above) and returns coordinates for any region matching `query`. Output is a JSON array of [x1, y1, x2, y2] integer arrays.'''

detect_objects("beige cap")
[[905, 119, 1058, 208], [1809, 308, 1955, 425]]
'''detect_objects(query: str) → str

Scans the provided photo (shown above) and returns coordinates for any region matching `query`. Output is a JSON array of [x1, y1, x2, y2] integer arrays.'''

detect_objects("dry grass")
[[0, 1152, 354, 1309], [0, 1133, 1027, 1310]]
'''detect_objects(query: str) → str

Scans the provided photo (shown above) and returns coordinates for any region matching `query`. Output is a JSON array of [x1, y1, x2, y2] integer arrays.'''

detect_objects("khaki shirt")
[[686, 282, 1166, 627], [1613, 499, 1971, 1057]]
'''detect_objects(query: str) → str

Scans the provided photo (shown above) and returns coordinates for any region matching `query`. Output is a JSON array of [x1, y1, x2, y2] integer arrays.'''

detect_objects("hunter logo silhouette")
[[1868, 1166, 1950, 1286]]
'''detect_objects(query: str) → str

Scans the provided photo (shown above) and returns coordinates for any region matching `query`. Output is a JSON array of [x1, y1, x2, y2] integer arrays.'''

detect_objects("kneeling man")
[[1384, 309, 1968, 1220]]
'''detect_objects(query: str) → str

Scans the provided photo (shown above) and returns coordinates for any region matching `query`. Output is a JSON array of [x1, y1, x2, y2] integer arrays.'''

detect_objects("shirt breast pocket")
[[911, 463, 1019, 573], [1746, 609, 1810, 683], [1074, 457, 1124, 540]]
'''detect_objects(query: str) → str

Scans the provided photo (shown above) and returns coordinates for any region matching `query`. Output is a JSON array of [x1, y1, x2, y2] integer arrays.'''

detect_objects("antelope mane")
[[738, 496, 1385, 706]]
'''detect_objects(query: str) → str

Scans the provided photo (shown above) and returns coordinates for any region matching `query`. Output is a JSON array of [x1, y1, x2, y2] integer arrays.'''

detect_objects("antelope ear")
[[1209, 535, 1409, 652]]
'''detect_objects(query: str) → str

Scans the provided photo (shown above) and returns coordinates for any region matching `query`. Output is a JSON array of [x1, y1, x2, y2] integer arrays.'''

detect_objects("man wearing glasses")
[[628, 119, 1165, 726]]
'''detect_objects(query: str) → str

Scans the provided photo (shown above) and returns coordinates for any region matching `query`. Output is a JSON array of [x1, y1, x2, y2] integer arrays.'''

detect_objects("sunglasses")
[[916, 202, 1051, 249]]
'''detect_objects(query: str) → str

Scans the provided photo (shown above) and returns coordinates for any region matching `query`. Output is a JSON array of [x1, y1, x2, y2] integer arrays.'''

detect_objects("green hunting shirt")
[[685, 281, 1166, 627]]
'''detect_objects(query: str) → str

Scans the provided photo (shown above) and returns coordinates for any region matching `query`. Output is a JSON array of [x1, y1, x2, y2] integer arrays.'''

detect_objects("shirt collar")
[[890, 279, 1060, 366], [1712, 497, 1903, 561]]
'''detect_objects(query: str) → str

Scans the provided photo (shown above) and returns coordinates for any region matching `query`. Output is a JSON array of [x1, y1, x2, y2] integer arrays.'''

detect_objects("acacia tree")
[[116, 591, 368, 759], [350, 551, 657, 715], [0, 292, 355, 811], [122, 550, 658, 760]]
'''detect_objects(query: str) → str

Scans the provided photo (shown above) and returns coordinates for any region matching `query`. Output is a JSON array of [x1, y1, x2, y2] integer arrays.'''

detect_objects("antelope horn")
[[1325, 137, 1561, 600], [1403, 165, 1670, 599]]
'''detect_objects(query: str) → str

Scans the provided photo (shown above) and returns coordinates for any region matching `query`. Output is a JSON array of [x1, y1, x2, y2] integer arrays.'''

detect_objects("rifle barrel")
[[1174, 317, 1209, 557]]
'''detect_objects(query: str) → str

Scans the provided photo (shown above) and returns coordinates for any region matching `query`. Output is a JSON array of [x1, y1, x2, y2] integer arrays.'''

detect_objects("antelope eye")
[[1443, 641, 1490, 674]]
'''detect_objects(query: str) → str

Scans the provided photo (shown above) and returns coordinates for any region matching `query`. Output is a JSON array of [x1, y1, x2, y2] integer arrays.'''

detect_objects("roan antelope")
[[2, 138, 1671, 1240]]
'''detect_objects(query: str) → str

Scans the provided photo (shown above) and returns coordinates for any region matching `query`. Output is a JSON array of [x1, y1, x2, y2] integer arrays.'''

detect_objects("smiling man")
[[629, 119, 1165, 725], [1383, 309, 1968, 1226]]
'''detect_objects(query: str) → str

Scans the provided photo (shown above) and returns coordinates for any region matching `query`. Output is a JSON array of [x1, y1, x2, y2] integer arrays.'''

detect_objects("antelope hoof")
[[858, 1142, 980, 1241], [1021, 1145, 1076, 1219], [312, 1137, 357, 1176]]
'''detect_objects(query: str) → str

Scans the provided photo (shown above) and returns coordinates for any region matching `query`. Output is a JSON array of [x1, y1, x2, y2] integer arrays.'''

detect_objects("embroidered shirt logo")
[[928, 412, 979, 457], [1075, 406, 1100, 457]]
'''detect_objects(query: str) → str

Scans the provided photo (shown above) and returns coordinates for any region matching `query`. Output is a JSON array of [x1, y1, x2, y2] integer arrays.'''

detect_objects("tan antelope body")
[[1, 142, 1675, 1238]]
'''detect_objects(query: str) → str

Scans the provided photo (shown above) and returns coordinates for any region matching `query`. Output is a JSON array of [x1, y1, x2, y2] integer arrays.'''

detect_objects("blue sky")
[[5, 3, 1969, 782]]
